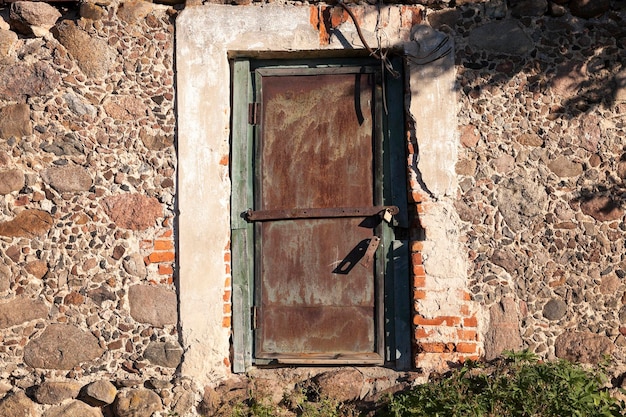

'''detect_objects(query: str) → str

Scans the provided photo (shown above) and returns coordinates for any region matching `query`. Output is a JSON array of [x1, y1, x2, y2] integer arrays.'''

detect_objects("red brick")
[[154, 240, 173, 251], [159, 230, 173, 238], [415, 315, 461, 326], [419, 342, 446, 353], [140, 240, 153, 249], [224, 277, 231, 287], [219, 155, 229, 166], [456, 342, 477, 354], [222, 316, 231, 328], [463, 316, 478, 327], [410, 240, 424, 252], [411, 252, 423, 265], [223, 303, 231, 314], [148, 251, 175, 263], [459, 290, 472, 301], [413, 276, 426, 288], [224, 252, 231, 262], [415, 328, 431, 339], [223, 290, 231, 302], [158, 264, 173, 275], [413, 290, 426, 300], [460, 305, 470, 316], [413, 265, 426, 277], [457, 329, 477, 341]]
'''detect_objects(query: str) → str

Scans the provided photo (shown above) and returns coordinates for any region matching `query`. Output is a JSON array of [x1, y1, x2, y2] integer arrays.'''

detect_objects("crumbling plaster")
[[176, 4, 465, 385]]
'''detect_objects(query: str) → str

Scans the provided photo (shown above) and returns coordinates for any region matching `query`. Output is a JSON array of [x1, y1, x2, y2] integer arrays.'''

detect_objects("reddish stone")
[[459, 124, 480, 148], [0, 209, 53, 238], [580, 196, 623, 222], [64, 291, 84, 305], [102, 194, 162, 231]]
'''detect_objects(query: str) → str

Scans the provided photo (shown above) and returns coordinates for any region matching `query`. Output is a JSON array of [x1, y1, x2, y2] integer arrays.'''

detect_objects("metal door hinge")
[[248, 103, 260, 125], [251, 306, 258, 330]]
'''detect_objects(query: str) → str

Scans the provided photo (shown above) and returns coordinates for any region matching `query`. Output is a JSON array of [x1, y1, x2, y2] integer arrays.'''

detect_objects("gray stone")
[[0, 61, 60, 100], [114, 388, 163, 417], [43, 400, 103, 417], [63, 93, 96, 117], [129, 285, 177, 327], [53, 21, 116, 79], [0, 168, 25, 195], [580, 196, 623, 222], [102, 194, 162, 231], [0, 104, 32, 139], [618, 305, 626, 324], [0, 297, 48, 329], [547, 156, 583, 178], [496, 176, 547, 232], [510, 0, 548, 17], [469, 21, 533, 55], [41, 166, 92, 193], [9, 1, 61, 37], [313, 369, 364, 403], [0, 29, 18, 63], [23, 324, 104, 369], [484, 297, 523, 360], [0, 391, 38, 417], [103, 96, 148, 121], [570, 0, 610, 18], [491, 249, 520, 273], [34, 381, 82, 405], [0, 263, 10, 292], [82, 380, 117, 406], [555, 330, 614, 363], [40, 135, 85, 156], [542, 299, 567, 321], [143, 341, 183, 368], [172, 391, 195, 416], [87, 286, 116, 306], [123, 253, 147, 278]]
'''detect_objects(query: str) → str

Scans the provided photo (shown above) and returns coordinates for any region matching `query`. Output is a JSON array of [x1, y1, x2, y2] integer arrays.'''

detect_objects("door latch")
[[360, 236, 380, 268], [381, 208, 394, 223]]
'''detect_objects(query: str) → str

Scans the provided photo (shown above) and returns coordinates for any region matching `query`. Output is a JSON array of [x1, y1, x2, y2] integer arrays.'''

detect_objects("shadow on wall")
[[426, 0, 625, 119]]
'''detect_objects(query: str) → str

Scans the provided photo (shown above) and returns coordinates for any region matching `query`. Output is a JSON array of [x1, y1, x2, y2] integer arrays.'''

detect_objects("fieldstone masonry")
[[0, 0, 625, 414]]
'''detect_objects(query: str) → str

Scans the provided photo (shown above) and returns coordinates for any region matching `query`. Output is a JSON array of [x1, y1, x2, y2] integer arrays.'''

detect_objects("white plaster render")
[[176, 4, 464, 385]]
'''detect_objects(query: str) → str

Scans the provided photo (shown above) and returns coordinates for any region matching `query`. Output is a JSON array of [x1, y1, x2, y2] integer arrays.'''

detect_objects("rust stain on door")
[[254, 69, 382, 362]]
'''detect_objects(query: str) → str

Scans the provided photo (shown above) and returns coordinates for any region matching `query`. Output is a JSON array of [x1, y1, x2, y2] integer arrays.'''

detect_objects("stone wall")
[[447, 0, 626, 367], [0, 0, 188, 415], [0, 0, 625, 415]]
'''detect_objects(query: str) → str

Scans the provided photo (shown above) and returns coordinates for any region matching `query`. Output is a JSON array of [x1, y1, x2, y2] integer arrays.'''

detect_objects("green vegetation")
[[230, 351, 625, 417], [379, 351, 626, 417]]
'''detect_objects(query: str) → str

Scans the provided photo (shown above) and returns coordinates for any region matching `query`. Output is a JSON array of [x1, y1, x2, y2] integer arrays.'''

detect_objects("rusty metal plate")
[[255, 70, 380, 361], [258, 73, 374, 210]]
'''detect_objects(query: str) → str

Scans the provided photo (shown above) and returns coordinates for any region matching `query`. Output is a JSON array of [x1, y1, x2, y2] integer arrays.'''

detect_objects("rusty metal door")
[[248, 66, 388, 364]]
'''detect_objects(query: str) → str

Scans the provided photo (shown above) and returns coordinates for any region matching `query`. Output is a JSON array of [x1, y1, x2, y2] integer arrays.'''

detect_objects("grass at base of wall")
[[227, 351, 626, 417], [378, 350, 626, 417]]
